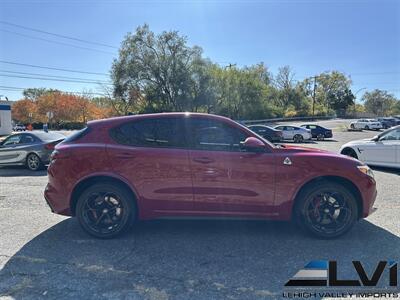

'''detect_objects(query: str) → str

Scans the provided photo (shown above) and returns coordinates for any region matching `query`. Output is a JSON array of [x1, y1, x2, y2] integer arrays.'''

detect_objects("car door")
[[356, 120, 365, 129], [285, 126, 296, 139], [0, 134, 24, 164], [187, 117, 276, 215], [308, 125, 317, 137], [276, 126, 291, 140], [359, 129, 399, 166], [107, 117, 194, 214]]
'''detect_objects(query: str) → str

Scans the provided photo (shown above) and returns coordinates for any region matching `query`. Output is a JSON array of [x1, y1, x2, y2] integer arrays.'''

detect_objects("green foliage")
[[362, 89, 398, 116], [22, 88, 60, 101], [111, 24, 397, 120]]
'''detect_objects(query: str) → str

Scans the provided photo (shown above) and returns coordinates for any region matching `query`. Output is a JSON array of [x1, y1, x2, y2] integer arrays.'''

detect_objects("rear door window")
[[111, 117, 187, 149]]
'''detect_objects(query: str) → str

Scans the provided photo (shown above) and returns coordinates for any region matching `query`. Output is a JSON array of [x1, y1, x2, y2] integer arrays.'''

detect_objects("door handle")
[[193, 157, 214, 164]]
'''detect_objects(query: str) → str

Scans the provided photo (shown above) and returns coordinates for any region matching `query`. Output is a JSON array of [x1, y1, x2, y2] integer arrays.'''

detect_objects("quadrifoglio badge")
[[283, 260, 399, 299]]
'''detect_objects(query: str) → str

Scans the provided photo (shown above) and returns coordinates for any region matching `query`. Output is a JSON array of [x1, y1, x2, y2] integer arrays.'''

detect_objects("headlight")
[[357, 165, 374, 178]]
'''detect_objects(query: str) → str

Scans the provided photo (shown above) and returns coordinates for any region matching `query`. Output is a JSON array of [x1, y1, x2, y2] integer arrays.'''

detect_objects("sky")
[[0, 0, 399, 102]]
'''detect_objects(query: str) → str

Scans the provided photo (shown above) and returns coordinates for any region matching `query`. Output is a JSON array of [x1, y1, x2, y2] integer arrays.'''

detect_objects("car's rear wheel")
[[293, 134, 303, 143], [350, 124, 355, 129], [316, 133, 324, 141], [341, 147, 358, 159], [26, 153, 44, 171], [294, 182, 358, 238], [365, 125, 369, 130], [76, 183, 136, 239]]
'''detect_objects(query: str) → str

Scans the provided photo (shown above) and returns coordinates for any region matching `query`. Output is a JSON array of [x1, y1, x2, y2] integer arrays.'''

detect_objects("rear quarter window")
[[62, 127, 90, 143]]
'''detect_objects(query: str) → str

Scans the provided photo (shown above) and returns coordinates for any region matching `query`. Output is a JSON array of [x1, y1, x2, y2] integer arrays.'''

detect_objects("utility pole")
[[312, 75, 317, 120]]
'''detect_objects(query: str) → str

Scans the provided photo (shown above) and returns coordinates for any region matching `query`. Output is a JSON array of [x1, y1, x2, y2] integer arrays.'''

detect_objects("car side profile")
[[0, 131, 65, 170], [350, 119, 382, 130], [45, 113, 377, 239], [300, 124, 333, 141], [274, 125, 312, 143], [340, 125, 400, 168]]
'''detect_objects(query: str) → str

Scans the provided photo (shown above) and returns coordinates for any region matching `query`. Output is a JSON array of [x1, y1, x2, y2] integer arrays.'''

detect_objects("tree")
[[326, 88, 355, 112], [362, 89, 397, 116], [11, 99, 36, 123], [300, 71, 353, 115], [23, 88, 59, 101], [274, 65, 296, 108], [112, 24, 204, 113]]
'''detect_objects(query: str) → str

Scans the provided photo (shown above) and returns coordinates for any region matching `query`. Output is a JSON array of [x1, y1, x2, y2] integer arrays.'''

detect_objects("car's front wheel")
[[316, 133, 324, 141], [76, 183, 136, 239], [294, 182, 358, 238]]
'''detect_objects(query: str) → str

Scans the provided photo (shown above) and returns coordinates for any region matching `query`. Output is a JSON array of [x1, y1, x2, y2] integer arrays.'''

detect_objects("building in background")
[[0, 100, 12, 136]]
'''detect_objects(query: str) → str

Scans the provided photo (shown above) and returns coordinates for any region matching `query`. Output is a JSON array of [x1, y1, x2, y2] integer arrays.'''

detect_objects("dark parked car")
[[247, 125, 283, 142], [45, 113, 377, 239], [301, 124, 333, 140], [0, 131, 65, 171], [377, 118, 397, 129]]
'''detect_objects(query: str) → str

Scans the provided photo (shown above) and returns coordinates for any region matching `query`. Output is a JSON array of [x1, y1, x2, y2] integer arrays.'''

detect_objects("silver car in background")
[[0, 132, 65, 171], [274, 125, 312, 143]]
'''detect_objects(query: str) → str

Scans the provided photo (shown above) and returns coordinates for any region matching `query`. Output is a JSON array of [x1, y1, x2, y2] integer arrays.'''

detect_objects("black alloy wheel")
[[295, 182, 358, 238], [76, 183, 136, 238]]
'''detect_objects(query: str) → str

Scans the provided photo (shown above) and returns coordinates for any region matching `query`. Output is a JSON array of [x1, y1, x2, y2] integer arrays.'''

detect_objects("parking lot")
[[0, 125, 399, 299]]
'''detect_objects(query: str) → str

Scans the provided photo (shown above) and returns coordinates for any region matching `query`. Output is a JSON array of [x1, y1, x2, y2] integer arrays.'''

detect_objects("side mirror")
[[371, 136, 379, 142], [241, 137, 265, 152]]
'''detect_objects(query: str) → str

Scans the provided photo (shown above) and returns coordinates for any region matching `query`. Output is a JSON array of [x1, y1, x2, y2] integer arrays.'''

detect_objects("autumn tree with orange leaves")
[[12, 89, 115, 125]]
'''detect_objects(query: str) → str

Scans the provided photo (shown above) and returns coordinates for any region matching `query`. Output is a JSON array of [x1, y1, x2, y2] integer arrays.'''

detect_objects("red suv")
[[45, 113, 377, 239]]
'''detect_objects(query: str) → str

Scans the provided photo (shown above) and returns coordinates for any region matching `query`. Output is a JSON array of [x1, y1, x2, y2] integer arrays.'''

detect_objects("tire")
[[341, 147, 358, 159], [293, 134, 303, 143], [294, 182, 358, 238], [26, 153, 44, 171], [350, 124, 355, 129], [76, 183, 136, 239], [316, 134, 324, 141], [365, 125, 369, 130]]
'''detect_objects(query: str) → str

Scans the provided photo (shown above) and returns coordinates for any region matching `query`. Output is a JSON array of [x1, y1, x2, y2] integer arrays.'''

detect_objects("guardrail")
[[238, 116, 335, 125]]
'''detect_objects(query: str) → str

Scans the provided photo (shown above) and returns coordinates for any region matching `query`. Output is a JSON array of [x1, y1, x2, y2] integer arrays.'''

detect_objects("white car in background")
[[340, 125, 400, 168], [349, 119, 383, 130], [274, 125, 312, 143]]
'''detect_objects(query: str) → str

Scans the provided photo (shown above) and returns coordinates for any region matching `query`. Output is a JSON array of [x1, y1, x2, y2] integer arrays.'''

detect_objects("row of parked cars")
[[349, 117, 400, 130], [248, 124, 332, 143]]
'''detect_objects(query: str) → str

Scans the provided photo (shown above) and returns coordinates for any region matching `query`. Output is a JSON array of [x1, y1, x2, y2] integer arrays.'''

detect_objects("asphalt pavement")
[[0, 126, 399, 300]]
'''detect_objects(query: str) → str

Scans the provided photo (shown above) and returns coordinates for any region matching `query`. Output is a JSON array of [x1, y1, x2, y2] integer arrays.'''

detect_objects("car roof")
[[87, 112, 235, 127], [27, 131, 66, 141], [248, 124, 273, 129]]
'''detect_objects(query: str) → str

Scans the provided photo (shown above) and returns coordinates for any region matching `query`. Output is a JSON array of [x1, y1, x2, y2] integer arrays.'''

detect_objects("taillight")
[[50, 149, 69, 162], [45, 143, 55, 150]]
